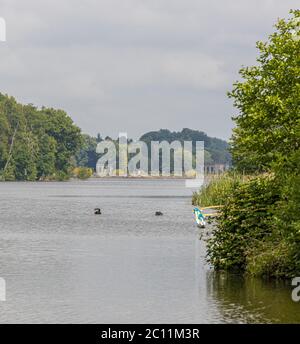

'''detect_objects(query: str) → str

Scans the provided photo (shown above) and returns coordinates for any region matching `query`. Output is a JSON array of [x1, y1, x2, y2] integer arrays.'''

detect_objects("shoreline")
[[0, 175, 218, 183]]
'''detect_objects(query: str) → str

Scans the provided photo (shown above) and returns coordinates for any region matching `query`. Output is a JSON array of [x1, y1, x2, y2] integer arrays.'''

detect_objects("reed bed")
[[192, 172, 249, 207]]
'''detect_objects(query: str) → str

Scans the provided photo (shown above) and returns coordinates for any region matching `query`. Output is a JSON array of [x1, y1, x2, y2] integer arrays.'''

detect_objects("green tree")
[[203, 10, 300, 278], [0, 93, 83, 181], [229, 10, 300, 172], [42, 108, 82, 173], [75, 134, 99, 169]]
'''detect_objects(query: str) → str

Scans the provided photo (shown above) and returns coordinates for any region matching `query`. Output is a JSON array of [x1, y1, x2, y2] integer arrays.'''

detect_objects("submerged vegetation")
[[193, 10, 300, 278]]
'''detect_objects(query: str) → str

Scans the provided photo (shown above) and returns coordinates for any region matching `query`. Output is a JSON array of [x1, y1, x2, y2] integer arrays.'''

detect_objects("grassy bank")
[[192, 173, 248, 207]]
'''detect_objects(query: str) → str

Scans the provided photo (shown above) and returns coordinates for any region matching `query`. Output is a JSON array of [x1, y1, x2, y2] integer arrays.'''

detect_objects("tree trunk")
[[3, 122, 19, 172]]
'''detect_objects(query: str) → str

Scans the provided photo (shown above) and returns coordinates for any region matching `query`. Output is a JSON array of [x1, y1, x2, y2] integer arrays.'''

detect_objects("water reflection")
[[206, 271, 300, 323], [0, 180, 299, 323]]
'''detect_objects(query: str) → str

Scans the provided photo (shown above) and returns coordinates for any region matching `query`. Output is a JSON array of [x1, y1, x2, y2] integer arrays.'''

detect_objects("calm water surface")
[[0, 179, 299, 323]]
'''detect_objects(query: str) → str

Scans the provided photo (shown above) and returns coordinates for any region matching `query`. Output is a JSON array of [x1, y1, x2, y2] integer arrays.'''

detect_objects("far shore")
[[0, 174, 219, 183]]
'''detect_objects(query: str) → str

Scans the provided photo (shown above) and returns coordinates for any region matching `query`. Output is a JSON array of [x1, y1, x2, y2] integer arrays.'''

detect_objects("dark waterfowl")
[[94, 208, 101, 215], [155, 211, 163, 216]]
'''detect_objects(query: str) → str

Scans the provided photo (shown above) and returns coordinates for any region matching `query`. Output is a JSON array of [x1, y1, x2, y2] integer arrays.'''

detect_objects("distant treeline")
[[140, 129, 231, 165], [76, 129, 231, 172], [0, 93, 231, 181]]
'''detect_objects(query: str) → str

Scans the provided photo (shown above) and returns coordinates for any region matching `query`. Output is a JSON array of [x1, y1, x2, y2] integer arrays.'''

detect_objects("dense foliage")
[[72, 167, 94, 180], [194, 10, 300, 278], [208, 175, 281, 271], [75, 134, 102, 170], [76, 128, 231, 173], [0, 93, 82, 181], [140, 128, 231, 165], [229, 10, 300, 172]]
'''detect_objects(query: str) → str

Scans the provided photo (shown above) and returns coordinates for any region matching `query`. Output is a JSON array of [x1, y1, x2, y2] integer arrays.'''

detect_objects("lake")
[[0, 179, 299, 323]]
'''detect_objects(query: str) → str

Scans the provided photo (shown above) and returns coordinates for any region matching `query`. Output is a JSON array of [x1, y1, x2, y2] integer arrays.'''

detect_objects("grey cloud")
[[0, 0, 299, 139]]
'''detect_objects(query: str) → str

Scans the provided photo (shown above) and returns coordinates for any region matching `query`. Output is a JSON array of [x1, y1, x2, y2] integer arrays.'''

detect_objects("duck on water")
[[94, 208, 163, 216]]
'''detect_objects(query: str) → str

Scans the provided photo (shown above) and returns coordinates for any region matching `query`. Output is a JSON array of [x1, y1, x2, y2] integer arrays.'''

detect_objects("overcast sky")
[[0, 0, 298, 140]]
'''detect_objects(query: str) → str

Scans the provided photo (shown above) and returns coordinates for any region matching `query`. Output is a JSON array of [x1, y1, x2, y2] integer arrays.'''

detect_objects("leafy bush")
[[53, 170, 70, 181], [73, 167, 93, 180], [246, 239, 300, 278], [206, 174, 281, 273], [202, 167, 300, 278]]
